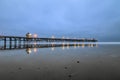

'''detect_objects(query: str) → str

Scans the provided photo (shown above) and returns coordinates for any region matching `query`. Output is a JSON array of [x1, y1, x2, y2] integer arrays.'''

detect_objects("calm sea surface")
[[0, 42, 120, 80]]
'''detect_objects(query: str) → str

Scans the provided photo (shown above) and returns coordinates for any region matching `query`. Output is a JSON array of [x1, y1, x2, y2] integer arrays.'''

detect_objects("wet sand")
[[0, 44, 120, 80]]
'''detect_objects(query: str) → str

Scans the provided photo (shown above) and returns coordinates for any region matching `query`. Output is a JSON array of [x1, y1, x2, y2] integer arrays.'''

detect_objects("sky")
[[0, 0, 120, 41]]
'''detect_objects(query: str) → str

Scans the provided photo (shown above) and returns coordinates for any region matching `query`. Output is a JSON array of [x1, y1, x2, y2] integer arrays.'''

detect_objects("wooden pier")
[[0, 35, 97, 49]]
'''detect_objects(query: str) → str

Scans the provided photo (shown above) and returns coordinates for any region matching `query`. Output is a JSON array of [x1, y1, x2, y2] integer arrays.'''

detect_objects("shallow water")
[[0, 43, 120, 80]]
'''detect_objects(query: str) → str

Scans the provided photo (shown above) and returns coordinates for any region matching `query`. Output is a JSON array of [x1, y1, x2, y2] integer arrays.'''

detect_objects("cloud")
[[0, 0, 120, 41]]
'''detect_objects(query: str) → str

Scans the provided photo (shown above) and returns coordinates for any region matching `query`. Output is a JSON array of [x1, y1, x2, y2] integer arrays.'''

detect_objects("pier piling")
[[0, 35, 97, 49]]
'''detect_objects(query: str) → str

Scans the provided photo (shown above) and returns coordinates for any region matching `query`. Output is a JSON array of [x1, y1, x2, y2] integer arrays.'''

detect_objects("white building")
[[26, 32, 32, 38]]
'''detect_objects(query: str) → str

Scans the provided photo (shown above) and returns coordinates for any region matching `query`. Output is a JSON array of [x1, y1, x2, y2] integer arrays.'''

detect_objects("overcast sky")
[[0, 0, 120, 41]]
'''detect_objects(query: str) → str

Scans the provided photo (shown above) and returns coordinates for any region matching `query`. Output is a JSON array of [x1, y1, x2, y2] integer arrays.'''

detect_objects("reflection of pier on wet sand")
[[0, 43, 97, 53], [0, 43, 97, 50]]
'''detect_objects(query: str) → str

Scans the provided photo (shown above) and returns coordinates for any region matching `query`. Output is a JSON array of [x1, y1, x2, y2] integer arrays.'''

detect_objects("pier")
[[0, 34, 97, 54], [0, 35, 97, 47]]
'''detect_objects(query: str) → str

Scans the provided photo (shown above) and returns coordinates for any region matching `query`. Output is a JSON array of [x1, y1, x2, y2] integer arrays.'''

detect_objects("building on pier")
[[26, 32, 32, 38]]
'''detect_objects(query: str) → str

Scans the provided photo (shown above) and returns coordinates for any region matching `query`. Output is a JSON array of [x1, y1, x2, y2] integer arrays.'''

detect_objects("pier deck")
[[0, 36, 97, 42]]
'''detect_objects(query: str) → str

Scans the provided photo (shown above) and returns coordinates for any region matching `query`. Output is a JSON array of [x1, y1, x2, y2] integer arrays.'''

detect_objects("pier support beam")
[[18, 38, 21, 48], [4, 38, 6, 49], [14, 38, 17, 48], [9, 37, 12, 49]]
